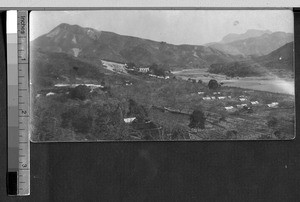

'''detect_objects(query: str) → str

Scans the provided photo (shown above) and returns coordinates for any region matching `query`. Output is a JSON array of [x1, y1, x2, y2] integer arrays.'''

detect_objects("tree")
[[127, 99, 148, 120], [150, 63, 165, 77], [188, 110, 206, 129], [208, 79, 219, 90], [70, 85, 90, 100], [126, 62, 136, 69]]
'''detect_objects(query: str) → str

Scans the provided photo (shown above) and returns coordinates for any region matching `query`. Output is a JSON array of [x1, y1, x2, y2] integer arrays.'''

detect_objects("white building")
[[225, 106, 234, 110], [138, 67, 150, 73], [124, 117, 136, 123], [251, 101, 259, 105], [203, 97, 212, 100], [267, 102, 279, 108], [239, 98, 247, 102]]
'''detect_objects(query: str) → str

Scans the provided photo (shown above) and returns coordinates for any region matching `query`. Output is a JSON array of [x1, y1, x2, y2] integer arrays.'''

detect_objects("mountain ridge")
[[32, 23, 240, 70], [207, 30, 293, 56], [220, 29, 272, 44]]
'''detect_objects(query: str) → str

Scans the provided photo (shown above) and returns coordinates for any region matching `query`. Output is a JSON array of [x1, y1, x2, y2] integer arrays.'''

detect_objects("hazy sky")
[[30, 10, 294, 45]]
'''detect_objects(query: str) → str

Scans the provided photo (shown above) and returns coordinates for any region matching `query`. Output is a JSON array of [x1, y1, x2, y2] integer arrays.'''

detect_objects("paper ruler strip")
[[7, 10, 30, 196]]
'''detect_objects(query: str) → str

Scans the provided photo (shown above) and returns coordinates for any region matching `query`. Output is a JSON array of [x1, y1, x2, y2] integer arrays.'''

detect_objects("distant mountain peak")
[[245, 29, 272, 34], [44, 23, 102, 43], [207, 30, 293, 56], [221, 29, 273, 44]]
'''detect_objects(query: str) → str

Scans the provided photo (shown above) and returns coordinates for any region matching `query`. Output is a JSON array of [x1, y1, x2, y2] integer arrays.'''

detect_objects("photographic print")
[[29, 10, 295, 142]]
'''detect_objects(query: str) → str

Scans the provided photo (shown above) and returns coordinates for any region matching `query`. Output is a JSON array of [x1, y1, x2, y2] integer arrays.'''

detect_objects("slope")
[[31, 23, 238, 69]]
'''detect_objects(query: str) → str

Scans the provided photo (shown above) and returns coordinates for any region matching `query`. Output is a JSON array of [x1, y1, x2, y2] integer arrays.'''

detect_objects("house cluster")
[[224, 100, 279, 112], [267, 102, 279, 108], [124, 63, 171, 79], [202, 96, 229, 100], [124, 63, 150, 73], [138, 67, 150, 73], [199, 91, 231, 101], [149, 74, 170, 79], [198, 91, 280, 112]]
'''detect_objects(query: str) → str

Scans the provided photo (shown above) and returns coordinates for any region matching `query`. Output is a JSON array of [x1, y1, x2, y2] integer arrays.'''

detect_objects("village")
[[101, 59, 283, 113], [101, 59, 171, 79]]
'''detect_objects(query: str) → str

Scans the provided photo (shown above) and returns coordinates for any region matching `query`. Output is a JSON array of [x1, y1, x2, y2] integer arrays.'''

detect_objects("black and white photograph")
[[29, 10, 295, 142]]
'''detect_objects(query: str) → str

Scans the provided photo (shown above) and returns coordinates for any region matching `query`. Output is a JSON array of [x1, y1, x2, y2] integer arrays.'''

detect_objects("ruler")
[[7, 10, 30, 196]]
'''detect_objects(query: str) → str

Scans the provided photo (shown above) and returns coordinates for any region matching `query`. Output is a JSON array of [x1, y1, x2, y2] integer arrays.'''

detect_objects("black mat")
[[1, 10, 300, 202]]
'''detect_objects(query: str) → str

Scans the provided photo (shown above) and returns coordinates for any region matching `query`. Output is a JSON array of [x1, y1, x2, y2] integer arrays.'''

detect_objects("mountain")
[[31, 23, 238, 69], [30, 50, 107, 88], [207, 42, 294, 78], [256, 42, 294, 71], [220, 29, 272, 44], [208, 31, 293, 56]]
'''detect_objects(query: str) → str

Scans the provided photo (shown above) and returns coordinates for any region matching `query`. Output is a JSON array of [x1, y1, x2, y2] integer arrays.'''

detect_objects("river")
[[173, 69, 294, 95]]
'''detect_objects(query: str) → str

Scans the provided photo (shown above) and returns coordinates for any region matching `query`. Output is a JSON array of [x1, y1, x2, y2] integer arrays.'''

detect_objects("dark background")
[[1, 10, 300, 202]]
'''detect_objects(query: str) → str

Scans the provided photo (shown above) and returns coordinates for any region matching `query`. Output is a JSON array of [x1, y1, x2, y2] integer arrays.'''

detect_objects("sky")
[[29, 10, 294, 45]]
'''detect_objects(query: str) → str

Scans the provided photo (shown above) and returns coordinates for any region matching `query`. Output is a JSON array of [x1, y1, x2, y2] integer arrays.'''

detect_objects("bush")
[[70, 85, 90, 100], [208, 79, 219, 90], [150, 63, 166, 77], [188, 110, 206, 129], [127, 99, 149, 120]]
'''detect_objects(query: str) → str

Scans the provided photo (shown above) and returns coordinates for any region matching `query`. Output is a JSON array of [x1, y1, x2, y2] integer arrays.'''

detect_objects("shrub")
[[188, 110, 206, 129], [150, 63, 166, 77], [70, 85, 90, 100], [208, 79, 219, 90], [127, 99, 149, 120]]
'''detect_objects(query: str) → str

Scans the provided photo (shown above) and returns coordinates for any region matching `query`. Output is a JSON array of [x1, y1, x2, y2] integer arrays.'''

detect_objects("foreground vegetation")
[[31, 67, 295, 141]]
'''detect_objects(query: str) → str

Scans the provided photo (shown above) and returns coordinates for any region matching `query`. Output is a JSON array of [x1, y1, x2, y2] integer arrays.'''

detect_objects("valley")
[[173, 68, 294, 95], [29, 23, 295, 141]]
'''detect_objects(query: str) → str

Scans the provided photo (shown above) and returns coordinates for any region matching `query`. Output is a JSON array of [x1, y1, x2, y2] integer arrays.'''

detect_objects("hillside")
[[30, 50, 107, 89], [208, 31, 293, 56], [31, 23, 238, 69], [208, 42, 294, 77], [30, 26, 295, 141], [208, 61, 267, 77], [256, 42, 294, 71]]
